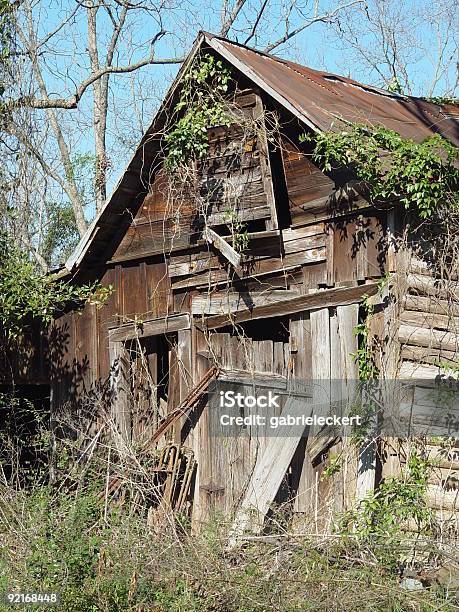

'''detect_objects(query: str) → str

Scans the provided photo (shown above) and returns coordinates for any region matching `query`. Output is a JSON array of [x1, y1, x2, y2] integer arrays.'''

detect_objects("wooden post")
[[191, 324, 211, 530], [336, 304, 359, 510], [109, 339, 132, 446], [290, 312, 315, 517]]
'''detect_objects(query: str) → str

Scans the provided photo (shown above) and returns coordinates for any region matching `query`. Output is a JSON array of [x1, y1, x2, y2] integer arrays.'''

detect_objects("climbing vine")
[[351, 293, 379, 382], [164, 54, 232, 172], [302, 125, 459, 219], [224, 206, 249, 253]]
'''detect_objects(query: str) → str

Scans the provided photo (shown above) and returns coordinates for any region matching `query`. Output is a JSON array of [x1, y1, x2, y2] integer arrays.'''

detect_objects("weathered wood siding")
[[46, 80, 459, 537]]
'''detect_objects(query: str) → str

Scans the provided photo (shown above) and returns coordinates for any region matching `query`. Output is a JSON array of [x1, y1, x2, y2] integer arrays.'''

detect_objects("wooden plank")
[[273, 341, 286, 376], [254, 93, 277, 230], [311, 308, 330, 381], [290, 312, 312, 380], [336, 304, 359, 381], [121, 264, 148, 318], [401, 345, 458, 366], [228, 393, 310, 544], [408, 273, 459, 299], [191, 289, 300, 316], [110, 217, 195, 262], [171, 248, 326, 291], [177, 329, 193, 400], [426, 484, 459, 511], [109, 313, 191, 342], [109, 340, 132, 445], [218, 368, 288, 389], [399, 324, 459, 353], [282, 223, 325, 241], [399, 360, 459, 380], [197, 229, 280, 247], [307, 307, 336, 474], [206, 205, 271, 226], [203, 226, 241, 268], [401, 310, 459, 332], [290, 312, 314, 514], [191, 325, 212, 527], [282, 233, 325, 255], [426, 444, 459, 471], [302, 262, 327, 291], [169, 251, 221, 279], [404, 294, 459, 318], [409, 256, 459, 280], [146, 260, 171, 318], [197, 283, 378, 331]]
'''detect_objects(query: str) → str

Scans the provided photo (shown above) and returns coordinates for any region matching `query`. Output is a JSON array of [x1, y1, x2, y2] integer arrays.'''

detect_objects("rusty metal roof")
[[207, 33, 459, 146], [65, 32, 459, 274]]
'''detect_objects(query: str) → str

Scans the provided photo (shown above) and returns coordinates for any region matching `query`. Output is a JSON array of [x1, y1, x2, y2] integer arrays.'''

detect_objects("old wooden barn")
[[11, 32, 459, 537]]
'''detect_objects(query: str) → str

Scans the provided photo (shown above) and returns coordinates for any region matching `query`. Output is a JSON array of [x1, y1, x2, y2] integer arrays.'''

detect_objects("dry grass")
[[0, 479, 458, 612]]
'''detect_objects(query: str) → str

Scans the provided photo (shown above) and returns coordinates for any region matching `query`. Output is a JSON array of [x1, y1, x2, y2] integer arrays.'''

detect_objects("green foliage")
[[321, 453, 344, 479], [0, 415, 454, 610], [165, 54, 232, 171], [351, 293, 379, 382], [43, 152, 96, 266], [223, 206, 249, 253], [1, 484, 456, 611], [0, 234, 112, 342], [423, 96, 459, 107], [339, 453, 433, 568], [302, 125, 459, 219]]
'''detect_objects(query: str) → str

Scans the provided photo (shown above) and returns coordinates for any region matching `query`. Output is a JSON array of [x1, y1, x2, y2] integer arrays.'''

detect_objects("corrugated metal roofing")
[[207, 33, 459, 146], [65, 31, 459, 274]]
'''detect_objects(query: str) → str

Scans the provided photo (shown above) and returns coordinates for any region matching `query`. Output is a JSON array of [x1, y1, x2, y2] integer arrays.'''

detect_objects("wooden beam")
[[203, 226, 241, 269], [400, 344, 458, 366], [196, 282, 378, 331], [109, 313, 191, 342], [191, 289, 300, 316], [407, 273, 459, 299], [197, 229, 280, 247], [398, 324, 459, 353], [109, 340, 131, 446], [399, 360, 459, 380], [228, 393, 309, 545], [404, 294, 459, 318], [400, 310, 459, 332], [219, 367, 289, 390]]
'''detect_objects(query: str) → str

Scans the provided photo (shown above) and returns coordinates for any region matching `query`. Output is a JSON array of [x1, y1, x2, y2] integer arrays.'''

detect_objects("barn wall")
[[393, 252, 459, 532], [48, 85, 459, 536]]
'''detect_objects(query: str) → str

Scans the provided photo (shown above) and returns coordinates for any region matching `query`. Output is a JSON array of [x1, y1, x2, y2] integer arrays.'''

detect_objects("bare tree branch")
[[244, 0, 270, 45], [264, 0, 364, 53], [220, 0, 248, 37], [6, 53, 183, 111]]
